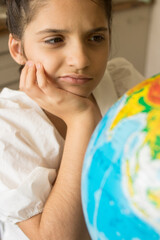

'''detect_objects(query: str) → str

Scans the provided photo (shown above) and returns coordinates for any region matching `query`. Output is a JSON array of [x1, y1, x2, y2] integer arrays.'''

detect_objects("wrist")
[[67, 106, 102, 132]]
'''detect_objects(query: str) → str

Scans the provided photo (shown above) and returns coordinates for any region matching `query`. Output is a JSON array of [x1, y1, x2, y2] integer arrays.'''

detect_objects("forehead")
[[28, 0, 107, 31]]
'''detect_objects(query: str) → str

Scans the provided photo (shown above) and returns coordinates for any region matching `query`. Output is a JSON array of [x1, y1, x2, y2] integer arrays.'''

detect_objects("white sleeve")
[[0, 99, 64, 224], [0, 167, 56, 223], [93, 68, 118, 116], [107, 57, 144, 98]]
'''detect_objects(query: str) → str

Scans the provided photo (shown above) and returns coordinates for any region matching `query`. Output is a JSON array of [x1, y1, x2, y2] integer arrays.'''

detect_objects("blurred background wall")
[[145, 0, 160, 77], [111, 0, 156, 77]]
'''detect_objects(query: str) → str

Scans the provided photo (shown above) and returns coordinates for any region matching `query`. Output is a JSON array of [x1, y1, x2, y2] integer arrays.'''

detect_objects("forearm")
[[18, 111, 101, 240], [40, 120, 95, 239]]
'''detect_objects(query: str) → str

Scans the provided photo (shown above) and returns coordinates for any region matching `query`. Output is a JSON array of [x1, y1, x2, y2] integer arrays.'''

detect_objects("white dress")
[[0, 57, 144, 239], [0, 70, 118, 240]]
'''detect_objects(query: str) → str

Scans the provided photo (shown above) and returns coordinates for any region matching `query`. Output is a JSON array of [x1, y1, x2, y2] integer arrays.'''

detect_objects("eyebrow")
[[88, 27, 108, 34], [36, 27, 108, 35]]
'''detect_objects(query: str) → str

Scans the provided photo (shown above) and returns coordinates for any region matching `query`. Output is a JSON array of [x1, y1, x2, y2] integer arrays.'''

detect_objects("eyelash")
[[44, 34, 105, 46], [89, 35, 105, 43], [44, 37, 64, 45]]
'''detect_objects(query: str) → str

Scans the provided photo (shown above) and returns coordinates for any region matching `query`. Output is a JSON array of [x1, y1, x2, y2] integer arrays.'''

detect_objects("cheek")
[[23, 39, 62, 74], [42, 56, 65, 82], [26, 49, 62, 78], [94, 52, 108, 77], [36, 49, 64, 79]]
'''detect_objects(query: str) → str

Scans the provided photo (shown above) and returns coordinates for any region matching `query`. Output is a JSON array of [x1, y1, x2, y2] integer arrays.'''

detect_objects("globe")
[[81, 73, 160, 240]]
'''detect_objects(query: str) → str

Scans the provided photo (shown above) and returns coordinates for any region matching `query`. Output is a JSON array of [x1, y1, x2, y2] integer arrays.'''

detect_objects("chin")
[[69, 91, 89, 98], [62, 86, 91, 98]]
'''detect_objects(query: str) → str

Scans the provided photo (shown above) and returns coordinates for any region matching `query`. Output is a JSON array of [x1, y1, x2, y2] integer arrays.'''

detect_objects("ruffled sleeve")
[[0, 89, 64, 223]]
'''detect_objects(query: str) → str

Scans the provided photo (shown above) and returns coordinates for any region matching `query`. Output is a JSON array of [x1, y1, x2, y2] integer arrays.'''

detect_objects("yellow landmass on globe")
[[110, 74, 160, 159], [148, 189, 160, 208]]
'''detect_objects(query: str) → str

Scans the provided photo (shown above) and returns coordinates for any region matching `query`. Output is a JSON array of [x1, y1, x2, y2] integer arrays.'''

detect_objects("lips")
[[58, 74, 93, 85]]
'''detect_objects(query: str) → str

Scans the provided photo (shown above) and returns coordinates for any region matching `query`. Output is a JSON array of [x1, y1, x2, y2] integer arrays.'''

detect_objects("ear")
[[8, 34, 26, 65]]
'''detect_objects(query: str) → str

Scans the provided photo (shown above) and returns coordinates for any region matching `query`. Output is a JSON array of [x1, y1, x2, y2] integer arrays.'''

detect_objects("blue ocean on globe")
[[81, 93, 160, 240]]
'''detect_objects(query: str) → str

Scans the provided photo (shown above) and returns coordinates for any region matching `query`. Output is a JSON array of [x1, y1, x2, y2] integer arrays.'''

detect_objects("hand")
[[19, 62, 100, 126], [18, 61, 101, 240]]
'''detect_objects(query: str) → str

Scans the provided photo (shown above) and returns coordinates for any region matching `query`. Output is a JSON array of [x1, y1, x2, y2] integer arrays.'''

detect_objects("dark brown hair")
[[5, 0, 47, 39], [5, 0, 112, 39]]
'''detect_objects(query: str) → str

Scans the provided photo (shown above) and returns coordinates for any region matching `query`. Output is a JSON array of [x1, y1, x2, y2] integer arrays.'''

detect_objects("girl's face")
[[22, 0, 109, 97]]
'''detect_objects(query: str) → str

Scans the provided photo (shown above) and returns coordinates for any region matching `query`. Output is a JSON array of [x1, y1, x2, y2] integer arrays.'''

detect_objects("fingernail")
[[26, 61, 34, 67], [36, 63, 41, 69]]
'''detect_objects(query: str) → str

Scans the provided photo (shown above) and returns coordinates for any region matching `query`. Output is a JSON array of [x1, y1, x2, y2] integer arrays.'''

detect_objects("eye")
[[44, 36, 64, 45], [89, 34, 105, 43]]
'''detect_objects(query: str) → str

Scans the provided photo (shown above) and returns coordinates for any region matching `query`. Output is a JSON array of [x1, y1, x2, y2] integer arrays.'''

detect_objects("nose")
[[65, 40, 90, 70]]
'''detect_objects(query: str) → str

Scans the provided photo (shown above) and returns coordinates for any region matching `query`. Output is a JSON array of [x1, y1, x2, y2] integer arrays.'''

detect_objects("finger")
[[36, 63, 62, 98], [25, 61, 37, 90], [19, 64, 28, 90], [36, 63, 48, 90]]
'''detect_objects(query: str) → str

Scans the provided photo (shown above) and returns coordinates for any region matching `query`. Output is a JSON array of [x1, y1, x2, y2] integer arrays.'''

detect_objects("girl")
[[0, 0, 112, 239]]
